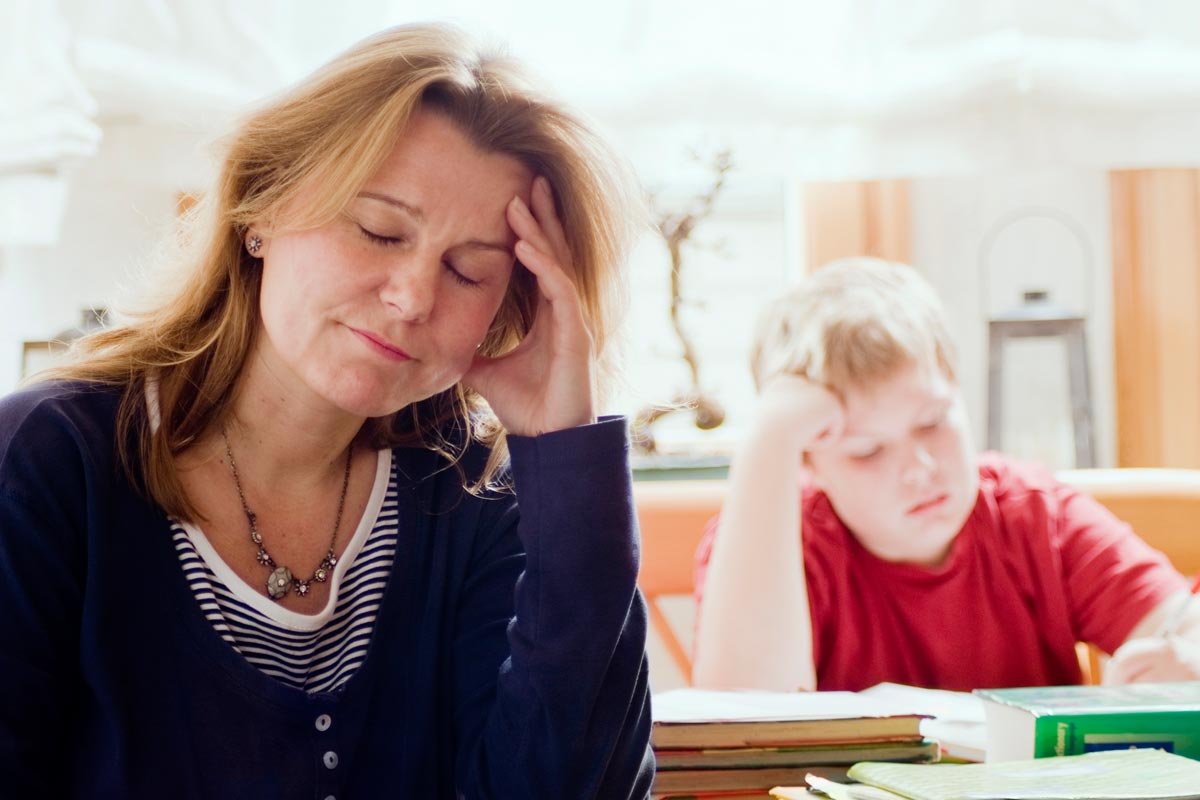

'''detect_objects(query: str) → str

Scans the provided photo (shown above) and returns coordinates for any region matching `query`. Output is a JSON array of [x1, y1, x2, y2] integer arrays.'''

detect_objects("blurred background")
[[6, 0, 1200, 474]]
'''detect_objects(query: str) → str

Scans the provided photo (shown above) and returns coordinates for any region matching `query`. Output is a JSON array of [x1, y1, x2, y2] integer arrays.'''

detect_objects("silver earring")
[[247, 235, 263, 256]]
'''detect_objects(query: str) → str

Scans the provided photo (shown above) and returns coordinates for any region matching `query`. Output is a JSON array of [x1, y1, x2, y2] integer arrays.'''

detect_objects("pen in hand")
[[1157, 573, 1200, 638]]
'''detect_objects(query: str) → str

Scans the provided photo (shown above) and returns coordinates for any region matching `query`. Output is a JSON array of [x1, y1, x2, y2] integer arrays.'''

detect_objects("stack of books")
[[651, 689, 939, 798]]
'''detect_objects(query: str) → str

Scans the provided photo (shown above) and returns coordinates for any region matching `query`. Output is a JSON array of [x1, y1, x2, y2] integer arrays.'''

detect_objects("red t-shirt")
[[693, 453, 1186, 691]]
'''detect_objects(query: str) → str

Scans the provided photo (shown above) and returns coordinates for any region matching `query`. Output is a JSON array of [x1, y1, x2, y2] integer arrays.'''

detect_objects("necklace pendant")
[[294, 579, 310, 597], [266, 566, 293, 600], [314, 567, 329, 583], [255, 549, 273, 567]]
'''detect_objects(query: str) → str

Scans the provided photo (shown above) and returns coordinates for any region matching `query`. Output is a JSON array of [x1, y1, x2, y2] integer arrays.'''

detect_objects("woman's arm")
[[692, 376, 842, 692], [449, 175, 652, 796], [451, 419, 653, 798], [0, 390, 89, 794]]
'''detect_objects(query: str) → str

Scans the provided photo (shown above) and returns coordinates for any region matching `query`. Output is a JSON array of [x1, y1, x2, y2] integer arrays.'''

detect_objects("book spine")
[[1032, 711, 1200, 758]]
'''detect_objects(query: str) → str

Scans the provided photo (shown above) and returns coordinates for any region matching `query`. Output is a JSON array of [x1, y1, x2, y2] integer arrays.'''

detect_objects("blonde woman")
[[0, 24, 653, 797]]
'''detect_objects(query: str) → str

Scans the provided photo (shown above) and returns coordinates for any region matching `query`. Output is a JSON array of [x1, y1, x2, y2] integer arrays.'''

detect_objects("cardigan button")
[[315, 713, 332, 732], [323, 750, 339, 770]]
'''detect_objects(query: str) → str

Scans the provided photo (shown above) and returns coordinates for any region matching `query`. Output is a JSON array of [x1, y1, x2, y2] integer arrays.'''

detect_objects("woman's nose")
[[380, 259, 437, 323]]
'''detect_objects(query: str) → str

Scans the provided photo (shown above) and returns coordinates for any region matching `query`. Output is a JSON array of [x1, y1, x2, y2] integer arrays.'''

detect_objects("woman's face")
[[256, 110, 533, 418]]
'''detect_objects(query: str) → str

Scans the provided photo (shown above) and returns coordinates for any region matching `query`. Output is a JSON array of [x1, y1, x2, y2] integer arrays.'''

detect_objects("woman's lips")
[[907, 493, 949, 515], [350, 328, 412, 362]]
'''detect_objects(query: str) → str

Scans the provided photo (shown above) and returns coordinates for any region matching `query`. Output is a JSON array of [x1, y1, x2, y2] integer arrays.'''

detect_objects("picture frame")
[[20, 339, 68, 380]]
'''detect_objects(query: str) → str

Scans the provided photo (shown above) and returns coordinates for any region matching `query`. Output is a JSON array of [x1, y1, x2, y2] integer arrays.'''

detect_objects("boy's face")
[[806, 361, 978, 567]]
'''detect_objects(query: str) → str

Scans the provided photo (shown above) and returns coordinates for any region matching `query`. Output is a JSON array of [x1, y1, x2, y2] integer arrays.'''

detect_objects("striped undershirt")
[[171, 448, 397, 694]]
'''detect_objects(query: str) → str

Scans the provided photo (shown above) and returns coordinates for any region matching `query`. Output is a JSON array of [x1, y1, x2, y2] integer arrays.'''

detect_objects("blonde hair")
[[41, 23, 643, 521], [750, 257, 956, 396]]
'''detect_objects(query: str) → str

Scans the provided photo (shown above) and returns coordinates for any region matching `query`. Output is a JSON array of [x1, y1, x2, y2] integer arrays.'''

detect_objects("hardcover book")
[[974, 681, 1200, 762]]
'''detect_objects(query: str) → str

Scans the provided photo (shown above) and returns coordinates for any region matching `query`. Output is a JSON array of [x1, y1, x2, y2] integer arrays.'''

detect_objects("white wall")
[[911, 170, 1115, 468], [0, 120, 210, 392]]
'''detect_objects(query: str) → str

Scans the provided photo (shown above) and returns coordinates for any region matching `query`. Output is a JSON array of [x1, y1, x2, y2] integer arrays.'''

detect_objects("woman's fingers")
[[514, 240, 591, 351], [507, 196, 559, 268], [503, 176, 591, 351], [514, 240, 573, 305], [529, 176, 570, 263]]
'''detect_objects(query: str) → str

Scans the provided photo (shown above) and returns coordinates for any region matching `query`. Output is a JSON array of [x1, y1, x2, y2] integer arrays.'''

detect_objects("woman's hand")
[[1104, 635, 1200, 684], [464, 176, 596, 437]]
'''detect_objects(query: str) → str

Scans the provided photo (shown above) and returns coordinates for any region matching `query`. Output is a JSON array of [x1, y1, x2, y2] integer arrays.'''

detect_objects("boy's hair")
[[750, 257, 957, 396]]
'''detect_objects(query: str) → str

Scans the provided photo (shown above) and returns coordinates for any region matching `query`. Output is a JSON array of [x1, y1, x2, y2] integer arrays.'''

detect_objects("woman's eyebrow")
[[357, 191, 423, 221], [357, 192, 512, 253], [457, 240, 514, 255]]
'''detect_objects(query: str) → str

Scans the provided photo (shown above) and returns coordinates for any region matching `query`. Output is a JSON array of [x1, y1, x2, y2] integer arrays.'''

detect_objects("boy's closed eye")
[[915, 410, 948, 432], [847, 443, 884, 461]]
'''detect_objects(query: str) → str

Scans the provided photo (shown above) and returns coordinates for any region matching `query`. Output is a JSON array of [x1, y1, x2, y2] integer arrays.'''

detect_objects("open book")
[[773, 749, 1200, 800]]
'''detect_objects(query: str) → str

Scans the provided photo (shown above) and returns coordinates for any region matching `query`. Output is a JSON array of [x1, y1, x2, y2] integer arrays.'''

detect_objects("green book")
[[974, 682, 1200, 762]]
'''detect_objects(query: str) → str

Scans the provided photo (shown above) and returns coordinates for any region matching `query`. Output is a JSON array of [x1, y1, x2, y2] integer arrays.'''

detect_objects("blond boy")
[[693, 258, 1200, 691]]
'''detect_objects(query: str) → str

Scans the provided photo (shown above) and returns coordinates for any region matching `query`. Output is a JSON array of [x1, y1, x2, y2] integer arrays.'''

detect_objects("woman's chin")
[[318, 382, 416, 419], [323, 378, 458, 420]]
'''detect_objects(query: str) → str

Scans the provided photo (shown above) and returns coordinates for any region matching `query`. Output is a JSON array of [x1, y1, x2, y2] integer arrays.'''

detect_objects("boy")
[[693, 258, 1200, 692]]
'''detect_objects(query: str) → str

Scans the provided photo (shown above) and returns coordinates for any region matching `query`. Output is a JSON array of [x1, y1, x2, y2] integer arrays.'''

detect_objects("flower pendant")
[[266, 566, 293, 600]]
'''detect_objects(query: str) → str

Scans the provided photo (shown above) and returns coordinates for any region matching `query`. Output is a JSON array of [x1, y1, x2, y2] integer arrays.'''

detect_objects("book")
[[858, 683, 987, 762], [840, 748, 1200, 799], [974, 681, 1200, 761], [655, 739, 939, 770], [653, 763, 853, 795], [779, 776, 906, 800], [652, 689, 926, 750]]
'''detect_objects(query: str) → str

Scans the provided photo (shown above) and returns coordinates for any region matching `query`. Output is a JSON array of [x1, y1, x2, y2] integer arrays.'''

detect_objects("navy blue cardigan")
[[0, 381, 654, 798]]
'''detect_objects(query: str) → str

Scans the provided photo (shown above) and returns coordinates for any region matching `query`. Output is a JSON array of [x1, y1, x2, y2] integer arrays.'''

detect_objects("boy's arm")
[[692, 375, 841, 692], [1103, 594, 1200, 684], [1045, 480, 1197, 684]]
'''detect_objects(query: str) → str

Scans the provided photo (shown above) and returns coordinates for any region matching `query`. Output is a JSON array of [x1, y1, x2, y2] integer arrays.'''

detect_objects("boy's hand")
[[1103, 635, 1200, 684], [753, 374, 845, 453]]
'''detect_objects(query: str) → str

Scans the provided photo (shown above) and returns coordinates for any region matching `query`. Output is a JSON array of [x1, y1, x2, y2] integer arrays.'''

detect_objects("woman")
[[0, 24, 653, 798]]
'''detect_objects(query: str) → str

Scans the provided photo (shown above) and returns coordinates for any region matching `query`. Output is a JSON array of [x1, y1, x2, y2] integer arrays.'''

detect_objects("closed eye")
[[358, 225, 407, 247], [917, 411, 949, 432], [445, 261, 482, 288], [850, 446, 883, 461]]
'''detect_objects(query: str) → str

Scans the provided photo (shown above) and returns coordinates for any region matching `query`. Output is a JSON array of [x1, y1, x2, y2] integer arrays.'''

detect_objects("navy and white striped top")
[[171, 448, 397, 694]]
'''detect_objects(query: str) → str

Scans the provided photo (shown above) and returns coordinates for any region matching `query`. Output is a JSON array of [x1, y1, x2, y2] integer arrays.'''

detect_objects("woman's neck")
[[210, 344, 365, 490]]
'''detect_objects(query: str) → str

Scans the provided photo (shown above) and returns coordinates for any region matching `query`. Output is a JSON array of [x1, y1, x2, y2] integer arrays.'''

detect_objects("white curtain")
[[0, 0, 99, 244], [9, 0, 1200, 229]]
